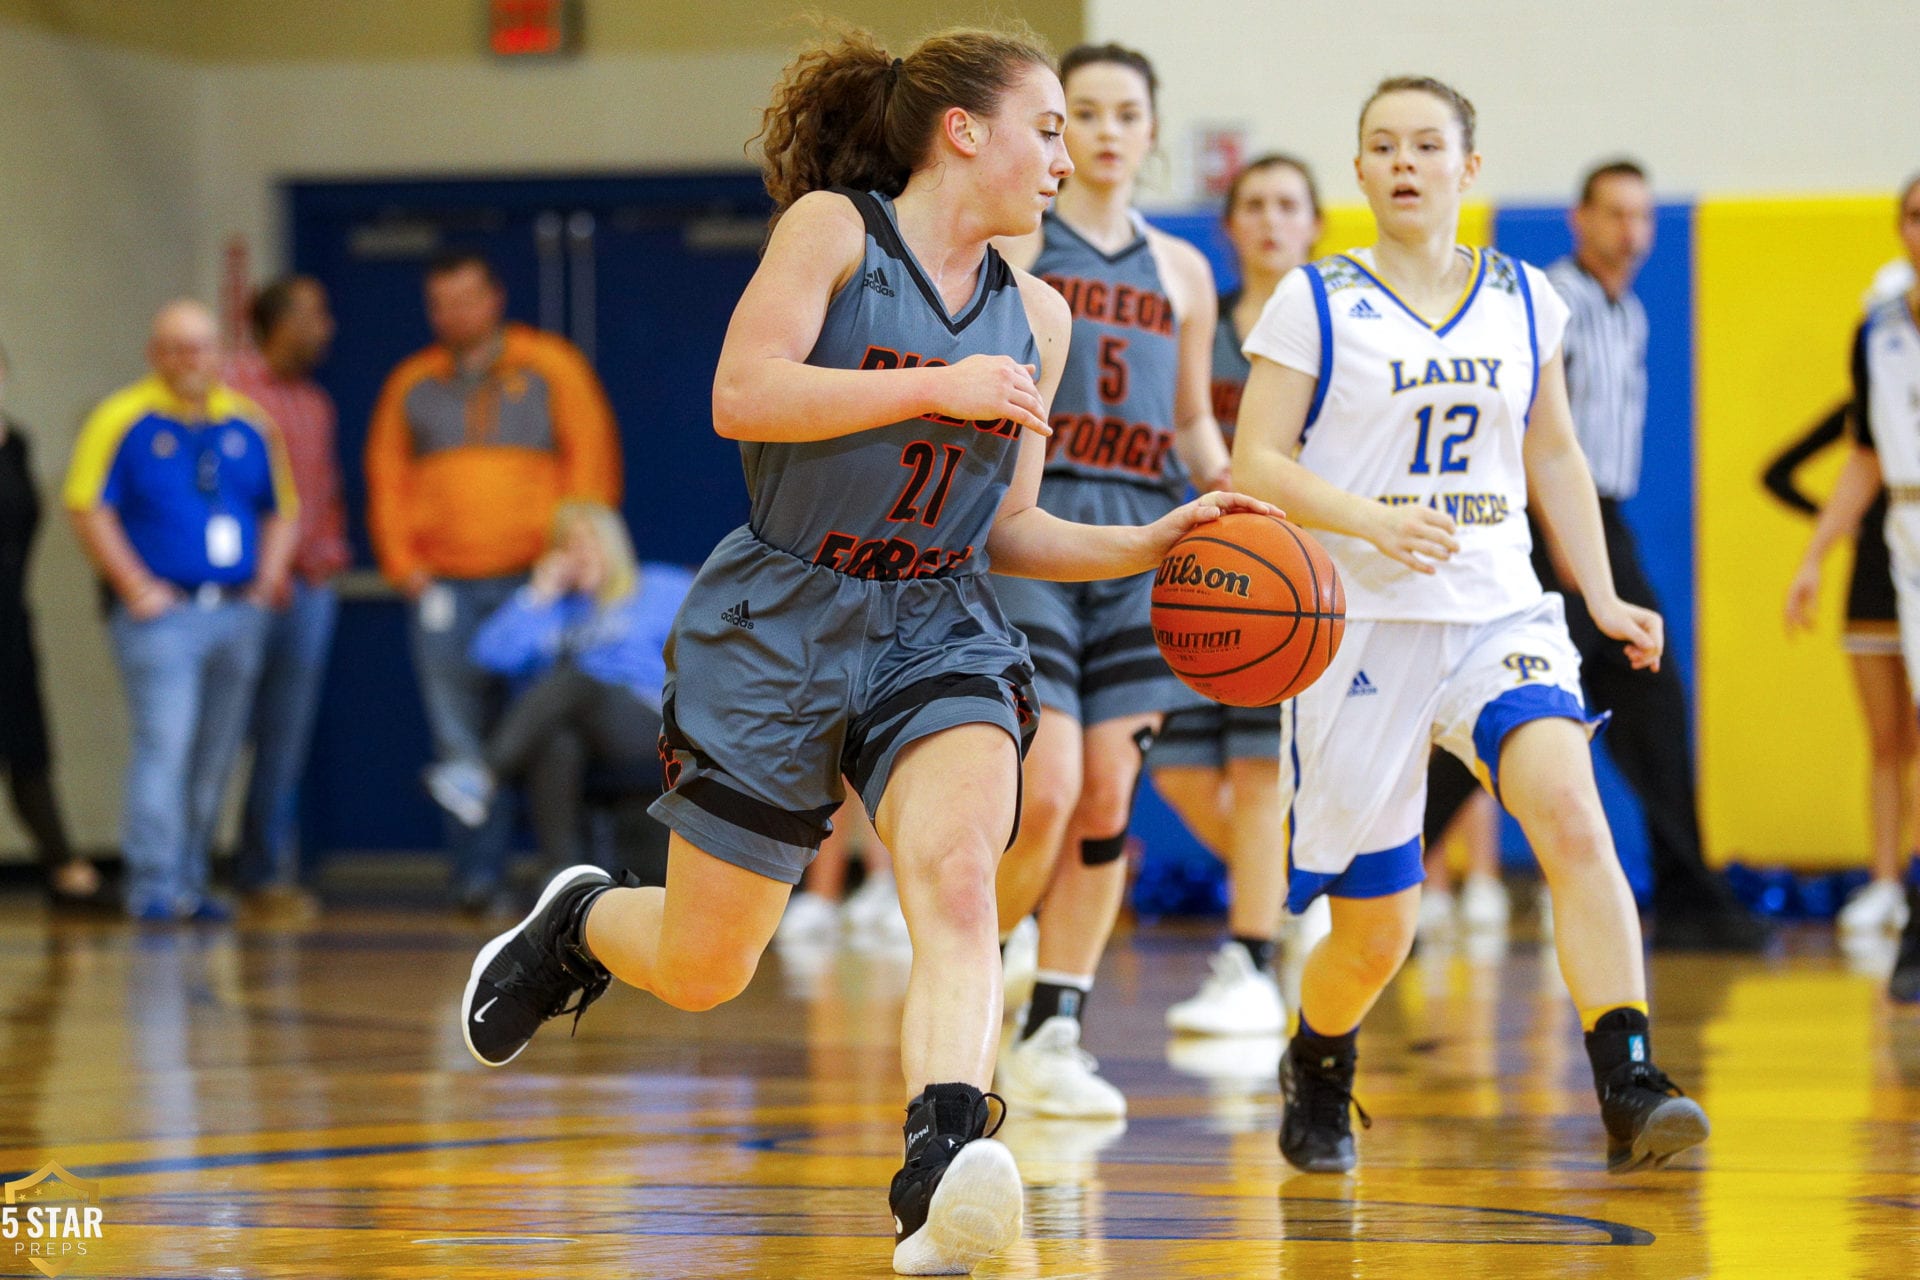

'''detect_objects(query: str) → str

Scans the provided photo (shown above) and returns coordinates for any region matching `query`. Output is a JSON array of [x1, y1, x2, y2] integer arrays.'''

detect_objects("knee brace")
[[1080, 832, 1128, 866]]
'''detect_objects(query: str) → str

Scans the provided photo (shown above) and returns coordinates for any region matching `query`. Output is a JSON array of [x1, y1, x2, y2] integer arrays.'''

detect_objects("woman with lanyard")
[[989, 42, 1233, 1119]]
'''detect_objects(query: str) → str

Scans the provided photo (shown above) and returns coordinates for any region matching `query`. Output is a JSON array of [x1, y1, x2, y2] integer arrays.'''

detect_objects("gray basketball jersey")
[[740, 189, 1038, 581], [1211, 290, 1251, 447], [1032, 210, 1186, 501]]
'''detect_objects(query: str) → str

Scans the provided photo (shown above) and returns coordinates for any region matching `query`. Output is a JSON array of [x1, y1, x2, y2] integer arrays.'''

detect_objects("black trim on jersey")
[[1043, 209, 1152, 266], [833, 187, 1012, 337], [1219, 289, 1245, 348], [1852, 318, 1875, 448]]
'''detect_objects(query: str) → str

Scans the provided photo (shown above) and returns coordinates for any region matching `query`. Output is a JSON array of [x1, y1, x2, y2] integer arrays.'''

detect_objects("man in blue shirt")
[[65, 300, 298, 921]]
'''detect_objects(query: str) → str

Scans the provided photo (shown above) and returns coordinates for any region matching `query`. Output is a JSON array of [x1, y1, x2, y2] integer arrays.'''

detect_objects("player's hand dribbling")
[[1142, 491, 1285, 559], [1588, 595, 1664, 672], [935, 356, 1050, 436], [1361, 503, 1460, 574]]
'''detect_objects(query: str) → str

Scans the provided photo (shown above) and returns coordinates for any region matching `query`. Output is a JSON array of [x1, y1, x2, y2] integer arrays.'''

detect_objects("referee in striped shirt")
[[1538, 160, 1770, 951]]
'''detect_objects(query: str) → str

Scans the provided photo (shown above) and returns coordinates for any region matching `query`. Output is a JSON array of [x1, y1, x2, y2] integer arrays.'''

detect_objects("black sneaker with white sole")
[[1278, 1044, 1369, 1173], [1585, 1007, 1709, 1173], [1890, 885, 1920, 1003], [461, 864, 617, 1067], [890, 1084, 1022, 1276]]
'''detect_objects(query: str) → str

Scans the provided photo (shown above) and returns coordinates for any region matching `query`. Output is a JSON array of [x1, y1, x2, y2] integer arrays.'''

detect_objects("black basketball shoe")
[[1889, 885, 1920, 1003], [1586, 1009, 1710, 1173], [1278, 1044, 1369, 1173], [461, 865, 616, 1067], [890, 1084, 1022, 1275]]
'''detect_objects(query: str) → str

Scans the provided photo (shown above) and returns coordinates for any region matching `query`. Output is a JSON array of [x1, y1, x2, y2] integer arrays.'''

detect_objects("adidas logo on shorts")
[[1349, 298, 1381, 319], [1347, 670, 1378, 697], [720, 599, 755, 630], [864, 266, 895, 297]]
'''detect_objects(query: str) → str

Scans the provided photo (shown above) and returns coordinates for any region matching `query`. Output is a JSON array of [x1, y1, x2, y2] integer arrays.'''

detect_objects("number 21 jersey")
[[1243, 246, 1570, 623], [740, 188, 1038, 582]]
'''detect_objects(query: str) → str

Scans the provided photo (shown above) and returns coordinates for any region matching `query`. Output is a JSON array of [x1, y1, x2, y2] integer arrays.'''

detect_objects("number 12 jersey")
[[1244, 246, 1570, 623]]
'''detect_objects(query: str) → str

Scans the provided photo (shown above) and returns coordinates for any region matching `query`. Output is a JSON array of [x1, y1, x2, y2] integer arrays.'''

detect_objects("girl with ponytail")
[[459, 23, 1275, 1276]]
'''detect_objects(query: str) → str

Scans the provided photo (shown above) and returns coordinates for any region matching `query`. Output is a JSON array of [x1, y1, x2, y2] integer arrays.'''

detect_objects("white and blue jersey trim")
[[1470, 682, 1608, 801], [1302, 263, 1334, 440], [1514, 256, 1542, 426]]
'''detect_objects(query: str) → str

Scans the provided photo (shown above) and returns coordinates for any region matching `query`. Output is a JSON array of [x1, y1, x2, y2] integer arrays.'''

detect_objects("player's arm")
[[1156, 233, 1232, 492], [1525, 350, 1662, 670], [988, 273, 1274, 580], [712, 192, 1048, 443], [1786, 326, 1883, 631], [1231, 356, 1459, 573]]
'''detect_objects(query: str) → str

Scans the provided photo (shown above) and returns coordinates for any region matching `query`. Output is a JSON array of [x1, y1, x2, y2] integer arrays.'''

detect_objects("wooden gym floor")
[[0, 895, 1916, 1278]]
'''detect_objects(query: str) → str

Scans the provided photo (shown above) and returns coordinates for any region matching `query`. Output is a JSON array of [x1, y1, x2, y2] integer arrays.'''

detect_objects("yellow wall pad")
[[1696, 195, 1901, 868]]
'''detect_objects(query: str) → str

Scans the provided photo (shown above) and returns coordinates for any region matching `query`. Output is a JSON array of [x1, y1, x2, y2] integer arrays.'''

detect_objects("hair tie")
[[886, 57, 903, 89]]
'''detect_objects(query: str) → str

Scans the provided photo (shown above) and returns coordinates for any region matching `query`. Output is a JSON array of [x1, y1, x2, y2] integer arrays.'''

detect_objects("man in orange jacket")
[[366, 251, 621, 912]]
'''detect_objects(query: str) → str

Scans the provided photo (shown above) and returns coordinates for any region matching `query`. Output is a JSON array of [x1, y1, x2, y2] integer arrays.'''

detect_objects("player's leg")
[[1495, 716, 1707, 1170], [874, 723, 1019, 1088], [1438, 598, 1704, 1170], [1000, 713, 1153, 1119], [1167, 732, 1289, 1036], [871, 719, 1029, 1275], [993, 709, 1082, 933], [1275, 620, 1443, 1173], [1150, 764, 1230, 852], [1148, 709, 1232, 854], [1840, 650, 1913, 931]]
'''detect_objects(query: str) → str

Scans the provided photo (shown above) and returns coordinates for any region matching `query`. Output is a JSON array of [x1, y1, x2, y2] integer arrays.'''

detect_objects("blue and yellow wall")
[[1147, 194, 1901, 879]]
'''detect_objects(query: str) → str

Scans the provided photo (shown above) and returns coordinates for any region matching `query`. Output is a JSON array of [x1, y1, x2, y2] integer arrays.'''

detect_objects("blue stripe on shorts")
[[1287, 833, 1425, 914]]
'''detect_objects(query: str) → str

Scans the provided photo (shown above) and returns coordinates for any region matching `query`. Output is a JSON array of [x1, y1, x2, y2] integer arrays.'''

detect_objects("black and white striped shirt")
[[1546, 257, 1648, 500]]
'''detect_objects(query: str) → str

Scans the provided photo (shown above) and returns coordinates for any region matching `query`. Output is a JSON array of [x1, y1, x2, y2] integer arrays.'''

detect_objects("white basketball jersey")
[[1243, 246, 1570, 623], [1858, 297, 1920, 573]]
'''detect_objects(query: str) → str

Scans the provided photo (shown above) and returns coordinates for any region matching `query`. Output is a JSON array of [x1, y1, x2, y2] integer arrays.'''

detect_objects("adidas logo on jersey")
[[1348, 298, 1381, 319], [864, 266, 895, 297], [1347, 670, 1378, 697], [720, 599, 755, 630]]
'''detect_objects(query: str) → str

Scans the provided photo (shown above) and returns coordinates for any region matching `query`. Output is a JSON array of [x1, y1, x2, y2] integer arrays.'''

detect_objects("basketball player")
[[1149, 155, 1331, 1036], [457, 26, 1274, 1275], [1769, 403, 1914, 938], [1783, 173, 1920, 1000], [1233, 76, 1710, 1174], [989, 43, 1234, 1118]]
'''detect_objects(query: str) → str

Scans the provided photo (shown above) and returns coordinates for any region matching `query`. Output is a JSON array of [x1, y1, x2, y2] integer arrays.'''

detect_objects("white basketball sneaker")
[[1417, 886, 1456, 938], [1460, 873, 1512, 930], [1838, 878, 1910, 935], [775, 890, 841, 946], [1000, 916, 1039, 1019], [1167, 943, 1285, 1036], [844, 869, 912, 950], [997, 1016, 1127, 1119], [1284, 896, 1333, 961]]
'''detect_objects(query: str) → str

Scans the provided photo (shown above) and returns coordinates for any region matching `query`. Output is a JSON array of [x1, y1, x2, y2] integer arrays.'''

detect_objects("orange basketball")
[[1151, 512, 1346, 707]]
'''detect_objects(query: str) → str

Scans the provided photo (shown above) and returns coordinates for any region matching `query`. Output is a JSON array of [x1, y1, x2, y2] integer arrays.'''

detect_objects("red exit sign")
[[489, 0, 579, 58]]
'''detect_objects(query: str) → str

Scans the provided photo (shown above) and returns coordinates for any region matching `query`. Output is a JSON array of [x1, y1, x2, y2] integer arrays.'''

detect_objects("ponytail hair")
[[756, 21, 1054, 220]]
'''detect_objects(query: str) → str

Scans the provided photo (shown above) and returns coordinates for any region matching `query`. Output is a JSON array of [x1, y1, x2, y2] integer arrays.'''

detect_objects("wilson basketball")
[[1151, 512, 1346, 707]]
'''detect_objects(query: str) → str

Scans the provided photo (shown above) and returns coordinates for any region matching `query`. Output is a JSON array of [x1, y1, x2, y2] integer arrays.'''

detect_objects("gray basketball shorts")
[[649, 528, 1039, 885], [1147, 701, 1284, 771], [991, 473, 1200, 726]]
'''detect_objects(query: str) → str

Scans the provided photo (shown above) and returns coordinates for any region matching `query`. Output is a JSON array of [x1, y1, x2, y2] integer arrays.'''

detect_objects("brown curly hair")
[[755, 21, 1054, 220]]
